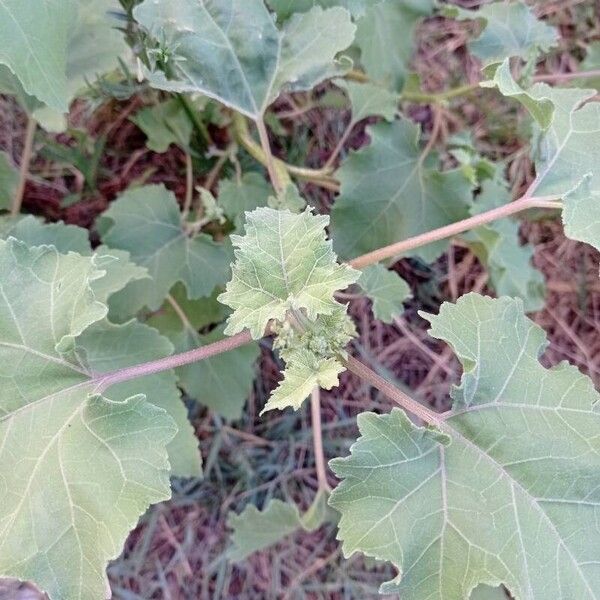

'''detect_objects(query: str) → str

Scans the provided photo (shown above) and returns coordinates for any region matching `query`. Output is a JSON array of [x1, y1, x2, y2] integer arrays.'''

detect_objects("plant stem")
[[534, 68, 600, 83], [348, 195, 562, 269], [231, 113, 337, 188], [256, 117, 284, 193], [177, 93, 213, 145], [94, 330, 253, 393], [182, 153, 194, 220], [343, 355, 442, 426], [310, 387, 331, 492], [12, 116, 37, 216]]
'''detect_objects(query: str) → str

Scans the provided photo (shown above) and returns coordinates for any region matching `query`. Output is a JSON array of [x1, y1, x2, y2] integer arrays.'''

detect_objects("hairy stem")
[[12, 116, 37, 216], [348, 195, 562, 269], [534, 68, 600, 83], [256, 117, 284, 193], [343, 355, 442, 426], [310, 387, 332, 492], [94, 330, 253, 393]]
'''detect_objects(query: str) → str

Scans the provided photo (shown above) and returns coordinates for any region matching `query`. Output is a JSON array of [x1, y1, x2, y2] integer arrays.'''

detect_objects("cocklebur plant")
[[1, 0, 600, 598]]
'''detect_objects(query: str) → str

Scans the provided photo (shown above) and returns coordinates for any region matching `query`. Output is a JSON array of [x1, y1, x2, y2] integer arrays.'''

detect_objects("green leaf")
[[267, 0, 372, 20], [76, 319, 202, 479], [0, 216, 151, 313], [0, 152, 18, 211], [99, 184, 232, 312], [0, 0, 74, 111], [358, 264, 411, 323], [0, 238, 177, 599], [445, 1, 558, 67], [0, 214, 91, 254], [336, 79, 398, 124], [131, 99, 193, 153], [354, 0, 433, 91], [576, 42, 600, 90], [219, 207, 360, 339], [133, 0, 355, 119], [267, 183, 306, 213], [91, 246, 150, 308], [219, 173, 272, 233], [228, 491, 329, 561], [162, 322, 259, 421], [520, 85, 600, 253], [331, 120, 473, 262], [266, 306, 355, 413], [463, 179, 545, 312], [481, 59, 555, 129], [0, 0, 127, 126], [470, 586, 509, 600], [330, 293, 600, 597]]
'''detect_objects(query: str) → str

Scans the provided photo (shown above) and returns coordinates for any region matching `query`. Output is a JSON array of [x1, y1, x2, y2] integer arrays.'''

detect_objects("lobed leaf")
[[0, 238, 181, 599], [354, 0, 434, 91], [219, 206, 359, 339], [331, 120, 473, 262], [133, 0, 355, 120], [330, 293, 600, 598], [358, 264, 411, 324], [445, 1, 558, 67], [99, 184, 232, 313]]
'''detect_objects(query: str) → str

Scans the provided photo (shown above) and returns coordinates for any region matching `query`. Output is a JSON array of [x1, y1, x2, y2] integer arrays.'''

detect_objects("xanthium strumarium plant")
[[0, 0, 600, 598]]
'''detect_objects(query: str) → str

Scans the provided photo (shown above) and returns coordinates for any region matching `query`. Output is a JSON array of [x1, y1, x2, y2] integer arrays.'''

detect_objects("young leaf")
[[0, 238, 178, 600], [133, 0, 355, 120], [331, 120, 473, 262], [99, 184, 232, 311], [463, 179, 545, 312], [0, 152, 19, 211], [330, 293, 600, 597], [445, 1, 558, 67], [358, 264, 411, 324], [219, 207, 360, 339], [354, 0, 433, 91], [266, 306, 356, 413], [228, 492, 329, 561], [267, 183, 306, 213], [131, 99, 193, 153]]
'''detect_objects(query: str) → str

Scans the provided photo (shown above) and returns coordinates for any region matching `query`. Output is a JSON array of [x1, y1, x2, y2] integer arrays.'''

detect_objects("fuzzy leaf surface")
[[446, 1, 558, 66], [219, 173, 273, 233], [337, 79, 398, 124], [0, 239, 178, 600], [133, 0, 355, 119], [330, 293, 600, 598], [331, 120, 473, 262], [358, 264, 411, 323], [99, 184, 232, 312], [219, 207, 359, 339]]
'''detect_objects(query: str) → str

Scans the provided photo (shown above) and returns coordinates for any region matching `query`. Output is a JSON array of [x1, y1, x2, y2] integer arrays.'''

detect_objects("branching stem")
[[12, 116, 37, 216], [256, 117, 284, 193], [310, 387, 331, 492]]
